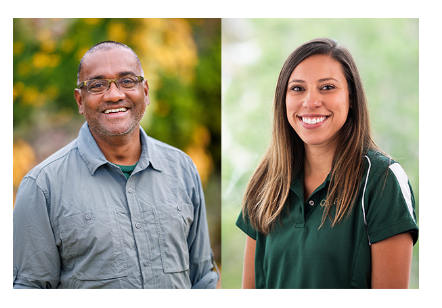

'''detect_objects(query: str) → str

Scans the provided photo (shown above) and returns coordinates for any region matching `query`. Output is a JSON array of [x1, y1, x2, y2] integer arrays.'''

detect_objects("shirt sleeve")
[[236, 207, 258, 240], [366, 162, 419, 245], [13, 176, 60, 289], [186, 163, 218, 289]]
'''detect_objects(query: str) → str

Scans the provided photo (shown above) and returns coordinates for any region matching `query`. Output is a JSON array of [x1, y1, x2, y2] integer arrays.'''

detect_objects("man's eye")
[[89, 81, 106, 89], [120, 78, 136, 87]]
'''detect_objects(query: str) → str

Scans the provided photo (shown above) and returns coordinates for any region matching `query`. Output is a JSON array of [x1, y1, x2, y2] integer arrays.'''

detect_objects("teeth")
[[104, 108, 127, 114], [302, 117, 326, 124]]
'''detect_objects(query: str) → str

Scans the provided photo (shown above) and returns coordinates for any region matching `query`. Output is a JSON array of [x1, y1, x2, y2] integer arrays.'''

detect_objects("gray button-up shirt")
[[13, 122, 217, 289]]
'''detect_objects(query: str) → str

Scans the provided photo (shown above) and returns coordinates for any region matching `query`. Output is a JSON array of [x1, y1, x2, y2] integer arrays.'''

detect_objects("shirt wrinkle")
[[13, 121, 216, 289], [236, 148, 418, 289]]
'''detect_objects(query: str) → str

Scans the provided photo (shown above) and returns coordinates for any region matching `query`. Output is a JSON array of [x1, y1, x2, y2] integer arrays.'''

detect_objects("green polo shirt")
[[236, 149, 418, 289]]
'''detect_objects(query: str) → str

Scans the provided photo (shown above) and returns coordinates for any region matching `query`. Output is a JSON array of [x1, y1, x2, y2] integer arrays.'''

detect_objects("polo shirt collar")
[[290, 168, 332, 201], [77, 122, 163, 175]]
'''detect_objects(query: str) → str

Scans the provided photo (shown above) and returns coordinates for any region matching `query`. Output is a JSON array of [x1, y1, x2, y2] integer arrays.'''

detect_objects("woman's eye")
[[321, 85, 335, 90], [291, 86, 303, 91]]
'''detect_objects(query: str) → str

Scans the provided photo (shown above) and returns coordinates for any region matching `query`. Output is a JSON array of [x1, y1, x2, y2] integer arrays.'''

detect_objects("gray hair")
[[77, 41, 144, 85]]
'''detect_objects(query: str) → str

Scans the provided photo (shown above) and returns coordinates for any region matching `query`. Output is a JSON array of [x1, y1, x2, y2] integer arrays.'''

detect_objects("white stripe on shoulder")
[[362, 155, 371, 245], [389, 163, 414, 221]]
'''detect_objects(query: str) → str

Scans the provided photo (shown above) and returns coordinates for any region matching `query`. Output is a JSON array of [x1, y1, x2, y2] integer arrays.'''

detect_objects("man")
[[13, 41, 218, 289]]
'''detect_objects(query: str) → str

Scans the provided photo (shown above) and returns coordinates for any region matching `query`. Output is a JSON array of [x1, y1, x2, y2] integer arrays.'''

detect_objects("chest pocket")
[[158, 202, 194, 274], [141, 182, 194, 275], [57, 209, 128, 281]]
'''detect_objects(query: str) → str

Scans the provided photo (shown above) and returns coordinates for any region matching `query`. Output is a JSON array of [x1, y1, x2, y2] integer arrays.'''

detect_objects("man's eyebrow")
[[118, 71, 137, 77], [88, 72, 137, 80]]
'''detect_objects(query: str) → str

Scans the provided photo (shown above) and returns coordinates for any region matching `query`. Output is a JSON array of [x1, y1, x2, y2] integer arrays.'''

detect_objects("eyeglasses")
[[77, 76, 144, 94]]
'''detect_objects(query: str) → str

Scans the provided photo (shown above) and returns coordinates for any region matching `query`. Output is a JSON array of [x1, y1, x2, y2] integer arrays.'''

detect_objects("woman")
[[236, 38, 418, 289]]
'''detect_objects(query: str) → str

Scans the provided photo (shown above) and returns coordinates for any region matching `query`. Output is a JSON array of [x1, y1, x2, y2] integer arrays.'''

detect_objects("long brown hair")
[[242, 38, 379, 234]]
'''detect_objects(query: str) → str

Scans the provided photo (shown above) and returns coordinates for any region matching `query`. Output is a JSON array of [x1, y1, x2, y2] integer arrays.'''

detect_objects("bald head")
[[77, 41, 144, 85]]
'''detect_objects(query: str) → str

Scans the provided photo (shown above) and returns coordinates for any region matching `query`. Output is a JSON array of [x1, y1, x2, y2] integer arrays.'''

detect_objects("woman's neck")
[[303, 143, 336, 177]]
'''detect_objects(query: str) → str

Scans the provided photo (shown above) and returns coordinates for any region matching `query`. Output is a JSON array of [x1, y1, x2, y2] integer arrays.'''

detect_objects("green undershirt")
[[115, 162, 138, 180]]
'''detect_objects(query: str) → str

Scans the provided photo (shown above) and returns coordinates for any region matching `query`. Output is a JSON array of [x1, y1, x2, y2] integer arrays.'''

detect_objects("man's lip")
[[101, 106, 131, 113]]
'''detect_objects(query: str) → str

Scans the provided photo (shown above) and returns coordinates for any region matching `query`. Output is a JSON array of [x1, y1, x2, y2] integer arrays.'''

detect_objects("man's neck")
[[90, 126, 142, 166]]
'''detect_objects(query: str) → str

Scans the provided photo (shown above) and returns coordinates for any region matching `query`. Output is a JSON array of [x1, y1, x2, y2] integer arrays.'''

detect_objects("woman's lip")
[[297, 114, 330, 118], [297, 115, 329, 129]]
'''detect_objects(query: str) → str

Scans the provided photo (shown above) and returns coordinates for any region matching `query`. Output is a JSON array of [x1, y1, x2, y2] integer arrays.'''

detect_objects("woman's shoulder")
[[364, 148, 397, 175]]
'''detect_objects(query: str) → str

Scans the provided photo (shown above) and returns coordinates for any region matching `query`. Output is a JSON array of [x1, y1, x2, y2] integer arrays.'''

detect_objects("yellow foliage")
[[13, 140, 36, 188], [107, 22, 127, 43], [13, 82, 25, 100], [48, 54, 61, 67], [185, 146, 213, 185], [22, 86, 45, 107], [155, 100, 170, 117], [61, 39, 74, 53], [84, 18, 101, 25], [44, 85, 59, 99], [13, 41, 24, 55], [133, 18, 197, 86], [76, 47, 89, 61], [41, 39, 56, 53], [36, 28, 52, 42], [192, 124, 211, 147], [32, 52, 51, 68], [17, 61, 31, 76], [185, 125, 213, 185]]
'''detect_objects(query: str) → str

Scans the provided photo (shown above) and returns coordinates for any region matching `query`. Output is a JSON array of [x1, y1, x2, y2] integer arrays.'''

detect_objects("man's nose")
[[103, 81, 125, 102]]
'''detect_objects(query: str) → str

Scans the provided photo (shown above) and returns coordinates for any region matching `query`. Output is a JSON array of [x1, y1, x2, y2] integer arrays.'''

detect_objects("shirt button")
[[177, 205, 182, 211], [135, 222, 141, 229], [85, 214, 92, 220], [309, 200, 315, 206], [143, 260, 149, 267], [128, 188, 134, 194]]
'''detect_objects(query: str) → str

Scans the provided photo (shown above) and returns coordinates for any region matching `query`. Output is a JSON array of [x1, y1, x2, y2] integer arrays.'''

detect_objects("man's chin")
[[89, 123, 139, 139]]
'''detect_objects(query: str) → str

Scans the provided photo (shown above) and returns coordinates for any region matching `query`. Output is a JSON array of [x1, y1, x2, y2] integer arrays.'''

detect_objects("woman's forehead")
[[290, 54, 345, 81]]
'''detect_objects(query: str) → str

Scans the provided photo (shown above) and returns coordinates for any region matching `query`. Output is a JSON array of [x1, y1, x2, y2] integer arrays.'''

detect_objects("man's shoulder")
[[24, 139, 79, 181], [145, 134, 193, 165]]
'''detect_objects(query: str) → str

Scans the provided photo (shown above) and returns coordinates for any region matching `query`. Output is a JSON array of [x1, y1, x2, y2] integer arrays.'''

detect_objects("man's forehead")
[[81, 48, 140, 79]]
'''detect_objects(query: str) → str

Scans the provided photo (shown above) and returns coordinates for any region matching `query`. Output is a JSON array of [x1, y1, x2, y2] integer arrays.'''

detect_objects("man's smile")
[[103, 107, 129, 114]]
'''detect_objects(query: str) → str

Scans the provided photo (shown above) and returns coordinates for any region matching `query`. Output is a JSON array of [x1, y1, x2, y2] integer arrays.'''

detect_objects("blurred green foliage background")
[[222, 18, 419, 289], [13, 18, 221, 286]]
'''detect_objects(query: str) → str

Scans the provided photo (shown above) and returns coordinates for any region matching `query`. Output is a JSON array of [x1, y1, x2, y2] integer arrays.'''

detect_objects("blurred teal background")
[[221, 18, 419, 289]]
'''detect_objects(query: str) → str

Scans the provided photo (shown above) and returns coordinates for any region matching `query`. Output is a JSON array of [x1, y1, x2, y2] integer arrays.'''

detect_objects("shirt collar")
[[290, 168, 332, 200], [77, 122, 163, 175]]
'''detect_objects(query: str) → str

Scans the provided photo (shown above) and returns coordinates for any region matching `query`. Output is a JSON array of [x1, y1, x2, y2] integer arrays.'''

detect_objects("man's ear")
[[144, 80, 150, 106], [74, 89, 84, 114]]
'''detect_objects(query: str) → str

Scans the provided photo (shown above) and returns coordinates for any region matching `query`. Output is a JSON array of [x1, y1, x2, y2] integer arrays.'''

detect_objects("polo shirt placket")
[[237, 149, 418, 289]]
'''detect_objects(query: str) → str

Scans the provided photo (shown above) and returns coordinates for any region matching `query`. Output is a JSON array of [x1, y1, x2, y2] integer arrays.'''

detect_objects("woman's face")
[[286, 54, 350, 151]]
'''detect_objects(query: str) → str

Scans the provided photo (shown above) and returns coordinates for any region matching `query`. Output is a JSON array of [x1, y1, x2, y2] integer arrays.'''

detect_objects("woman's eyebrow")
[[288, 79, 305, 84], [288, 77, 340, 84], [318, 77, 339, 83]]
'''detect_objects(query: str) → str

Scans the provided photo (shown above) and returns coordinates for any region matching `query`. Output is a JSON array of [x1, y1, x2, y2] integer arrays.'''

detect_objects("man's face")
[[74, 48, 149, 140]]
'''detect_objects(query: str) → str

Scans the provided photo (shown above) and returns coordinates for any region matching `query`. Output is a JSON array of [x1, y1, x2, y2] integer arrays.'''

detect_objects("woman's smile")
[[286, 54, 350, 149]]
